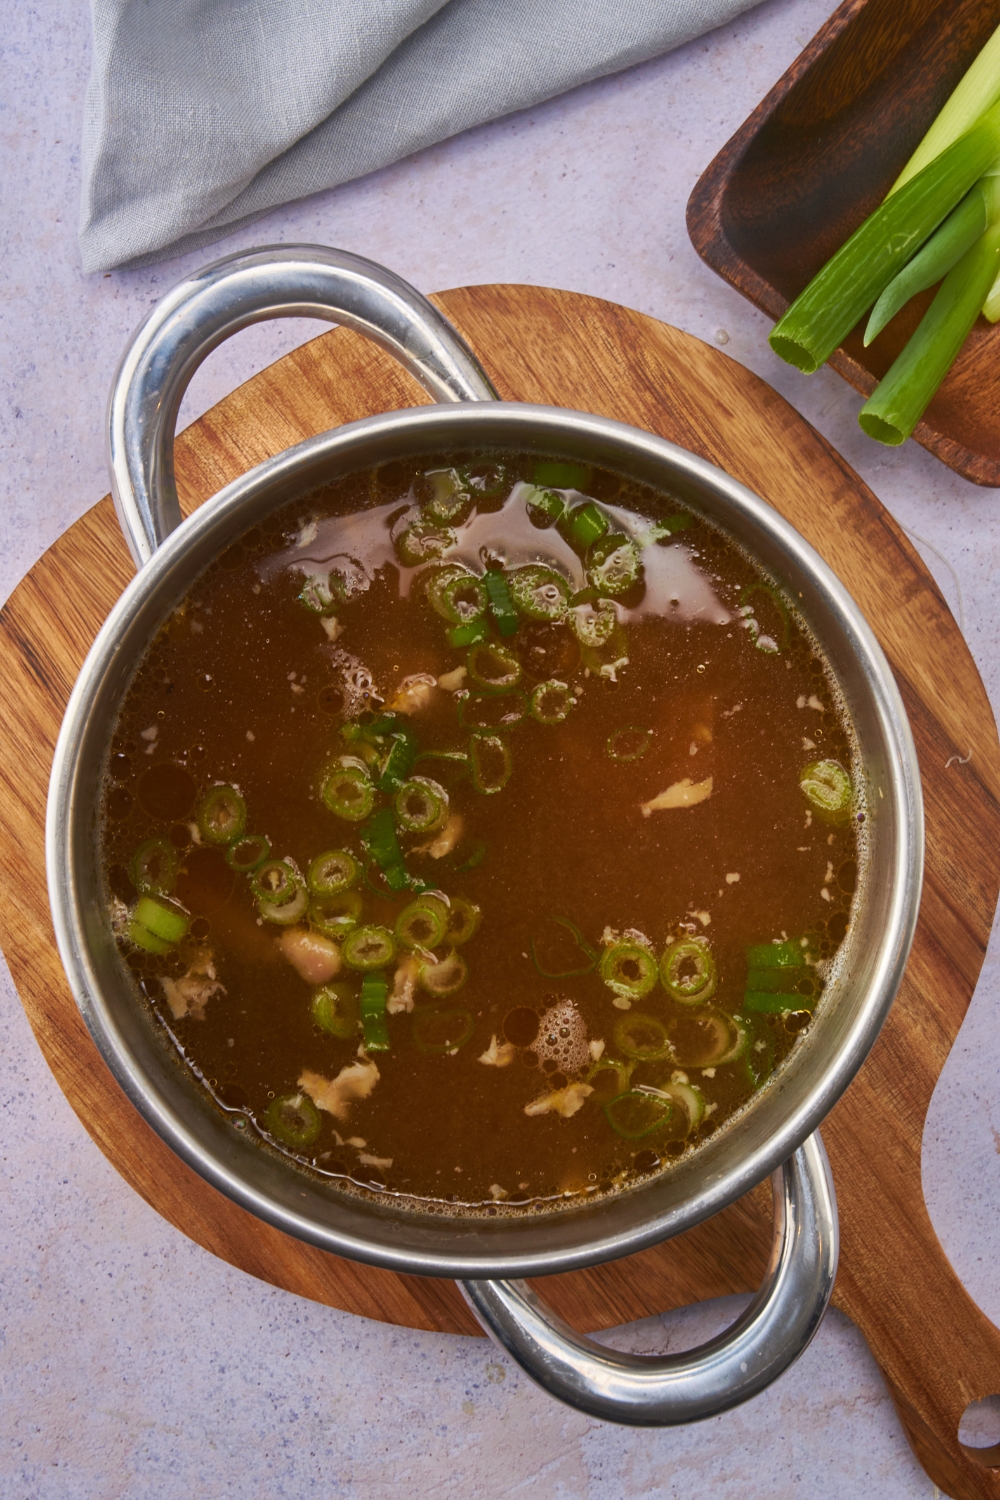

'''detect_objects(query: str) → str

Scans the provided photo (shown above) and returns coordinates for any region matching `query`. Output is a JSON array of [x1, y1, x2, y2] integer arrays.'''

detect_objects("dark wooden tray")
[[687, 0, 1000, 487]]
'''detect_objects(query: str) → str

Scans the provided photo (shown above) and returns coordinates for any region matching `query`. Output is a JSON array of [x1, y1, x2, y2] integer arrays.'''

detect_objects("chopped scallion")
[[342, 924, 397, 971], [360, 971, 390, 1051], [600, 942, 658, 1001], [266, 1093, 321, 1149], [483, 571, 519, 636], [417, 948, 468, 997], [225, 833, 271, 873], [412, 1006, 475, 1053], [469, 733, 513, 794], [528, 679, 575, 725], [131, 837, 178, 895], [508, 565, 572, 621], [603, 1090, 673, 1140], [307, 848, 360, 895], [613, 1012, 672, 1061], [659, 937, 717, 1004], [311, 981, 360, 1038], [197, 785, 247, 846], [321, 759, 375, 822]]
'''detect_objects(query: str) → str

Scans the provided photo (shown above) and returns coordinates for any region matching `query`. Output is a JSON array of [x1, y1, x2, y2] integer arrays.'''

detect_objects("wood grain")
[[687, 0, 1000, 487], [2, 284, 999, 1497]]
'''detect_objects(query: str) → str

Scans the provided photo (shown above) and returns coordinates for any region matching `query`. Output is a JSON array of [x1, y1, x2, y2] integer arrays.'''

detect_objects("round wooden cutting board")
[[2, 284, 1000, 1499]]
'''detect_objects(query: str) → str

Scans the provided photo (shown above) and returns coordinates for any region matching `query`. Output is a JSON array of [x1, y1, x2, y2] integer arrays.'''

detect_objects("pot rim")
[[46, 401, 923, 1279]]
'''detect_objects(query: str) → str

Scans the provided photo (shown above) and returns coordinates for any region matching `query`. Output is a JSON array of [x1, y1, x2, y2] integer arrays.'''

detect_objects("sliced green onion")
[[524, 486, 565, 528], [668, 1010, 746, 1068], [321, 758, 375, 822], [660, 937, 717, 1005], [585, 1056, 634, 1096], [445, 897, 481, 946], [603, 1090, 673, 1140], [310, 890, 363, 938], [587, 534, 641, 596], [743, 991, 817, 1014], [534, 460, 591, 489], [746, 939, 811, 969], [131, 837, 178, 895], [528, 679, 575, 725], [342, 925, 397, 970], [745, 966, 817, 997], [299, 574, 341, 614], [738, 583, 790, 653], [458, 690, 528, 732], [395, 517, 456, 567], [396, 894, 449, 950], [570, 600, 617, 648], [606, 726, 652, 761], [600, 942, 658, 1001], [889, 23, 1000, 194], [377, 730, 419, 793], [640, 1080, 705, 1132], [858, 220, 1000, 445], [800, 759, 853, 821], [448, 618, 490, 648], [225, 833, 271, 873], [417, 948, 468, 997], [508, 565, 572, 621], [566, 501, 608, 551], [307, 848, 360, 895], [483, 571, 519, 637], [741, 1014, 776, 1091], [469, 732, 513, 794], [360, 971, 390, 1051], [311, 981, 360, 1038], [254, 859, 308, 924], [613, 1012, 672, 1061], [426, 564, 487, 625], [361, 808, 410, 891], [132, 895, 190, 946], [412, 1006, 475, 1053], [642, 514, 693, 542], [127, 919, 173, 955], [394, 776, 449, 833], [420, 468, 473, 524], [467, 642, 521, 691], [197, 785, 247, 846], [414, 749, 470, 778], [531, 915, 597, 978], [865, 180, 997, 344], [769, 99, 1000, 374], [266, 1093, 321, 1149]]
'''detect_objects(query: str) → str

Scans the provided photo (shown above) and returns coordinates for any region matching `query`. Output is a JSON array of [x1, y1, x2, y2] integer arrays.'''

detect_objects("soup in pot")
[[99, 453, 863, 1213]]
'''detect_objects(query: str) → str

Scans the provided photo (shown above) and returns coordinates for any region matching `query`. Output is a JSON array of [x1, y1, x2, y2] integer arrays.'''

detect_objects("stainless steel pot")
[[47, 246, 923, 1425]]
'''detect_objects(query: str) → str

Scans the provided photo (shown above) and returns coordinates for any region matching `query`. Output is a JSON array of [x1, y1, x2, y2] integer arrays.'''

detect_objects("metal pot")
[[47, 246, 923, 1425]]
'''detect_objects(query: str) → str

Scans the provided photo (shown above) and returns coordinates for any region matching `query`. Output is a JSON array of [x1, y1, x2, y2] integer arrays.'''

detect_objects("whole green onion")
[[889, 23, 1000, 194], [859, 218, 1000, 444], [865, 178, 1000, 344], [769, 98, 1000, 374]]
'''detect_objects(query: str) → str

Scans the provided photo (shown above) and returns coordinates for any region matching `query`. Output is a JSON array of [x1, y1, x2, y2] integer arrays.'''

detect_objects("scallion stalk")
[[769, 98, 1000, 374], [889, 23, 1000, 194], [865, 178, 1000, 344], [858, 219, 1000, 444]]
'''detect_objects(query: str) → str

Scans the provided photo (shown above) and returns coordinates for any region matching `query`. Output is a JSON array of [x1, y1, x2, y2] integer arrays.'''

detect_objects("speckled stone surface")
[[2, 0, 998, 1493]]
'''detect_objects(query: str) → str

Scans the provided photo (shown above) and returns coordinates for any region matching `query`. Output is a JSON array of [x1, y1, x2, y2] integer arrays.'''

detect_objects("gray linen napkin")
[[80, 0, 765, 273]]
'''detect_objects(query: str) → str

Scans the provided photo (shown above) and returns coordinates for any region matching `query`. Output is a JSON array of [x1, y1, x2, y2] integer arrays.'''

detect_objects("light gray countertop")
[[2, 0, 998, 1494]]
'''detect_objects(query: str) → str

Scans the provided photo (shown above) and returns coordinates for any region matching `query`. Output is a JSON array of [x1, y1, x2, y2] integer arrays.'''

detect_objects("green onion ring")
[[311, 982, 360, 1038], [606, 726, 652, 761], [660, 937, 717, 1005], [600, 942, 658, 1000], [529, 680, 575, 725], [131, 837, 178, 895], [342, 924, 397, 970], [613, 1013, 673, 1061], [603, 1090, 673, 1140], [412, 1007, 475, 1053], [197, 784, 247, 846], [265, 1093, 321, 1149], [225, 833, 271, 873]]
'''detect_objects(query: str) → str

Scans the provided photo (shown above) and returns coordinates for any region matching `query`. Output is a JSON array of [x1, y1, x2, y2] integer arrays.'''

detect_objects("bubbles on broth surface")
[[99, 451, 864, 1214]]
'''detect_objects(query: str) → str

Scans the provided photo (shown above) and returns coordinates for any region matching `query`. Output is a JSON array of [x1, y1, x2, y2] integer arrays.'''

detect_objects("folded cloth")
[[80, 0, 766, 273]]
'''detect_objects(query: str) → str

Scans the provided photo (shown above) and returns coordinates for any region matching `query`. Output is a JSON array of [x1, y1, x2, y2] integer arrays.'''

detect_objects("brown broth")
[[100, 453, 862, 1214]]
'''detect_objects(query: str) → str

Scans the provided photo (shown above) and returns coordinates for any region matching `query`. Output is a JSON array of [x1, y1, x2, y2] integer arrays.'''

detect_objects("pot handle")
[[459, 1130, 837, 1426], [108, 244, 498, 567]]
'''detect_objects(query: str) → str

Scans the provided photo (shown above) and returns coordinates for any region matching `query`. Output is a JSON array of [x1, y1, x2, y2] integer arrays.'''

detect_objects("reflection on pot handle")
[[459, 1130, 837, 1425], [108, 244, 498, 568]]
